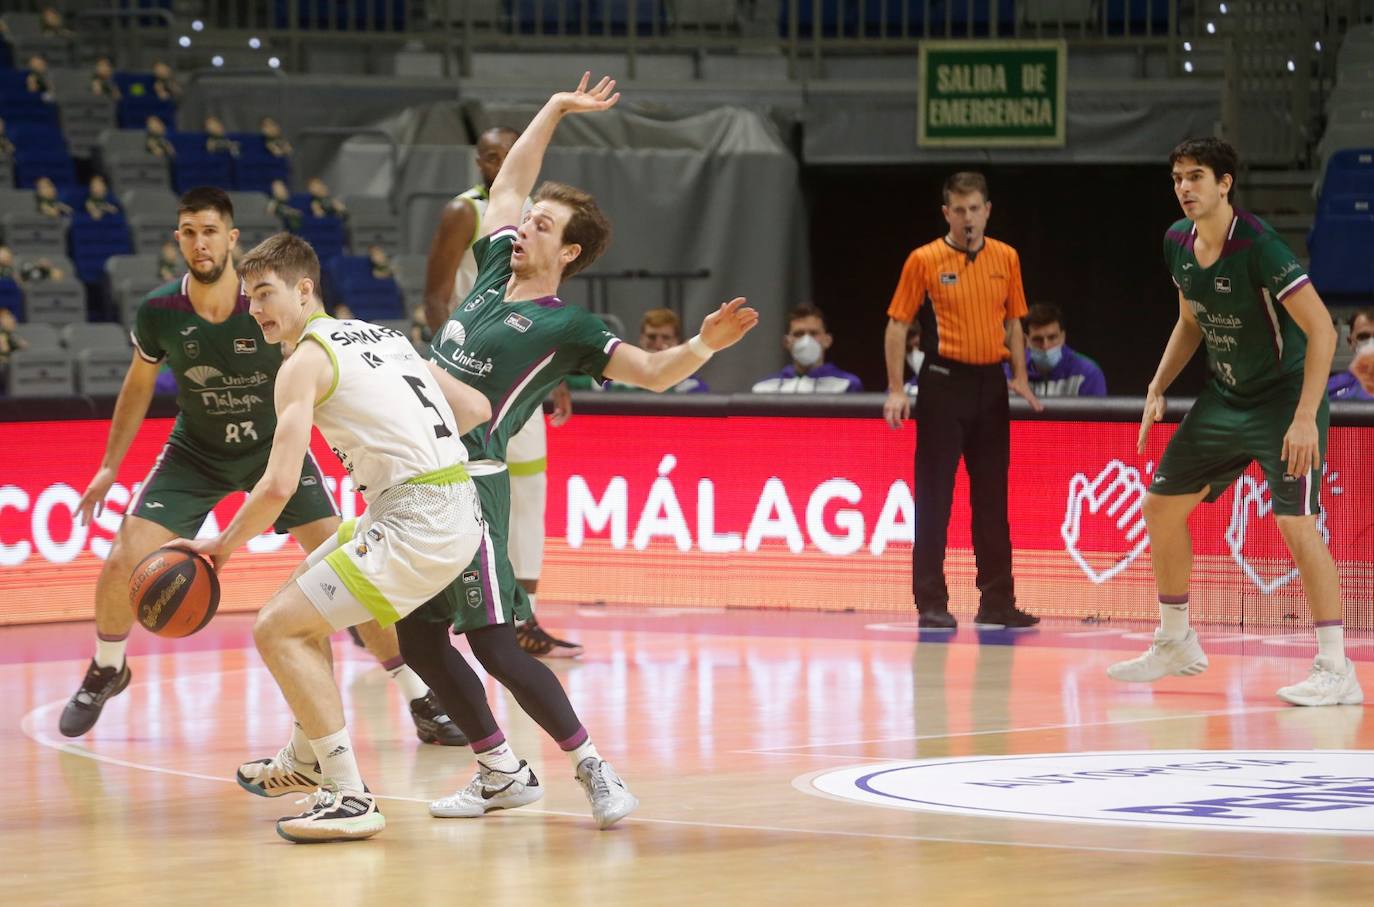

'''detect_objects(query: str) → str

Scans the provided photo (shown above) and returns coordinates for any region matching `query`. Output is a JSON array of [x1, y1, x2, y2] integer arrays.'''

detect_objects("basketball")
[[128, 547, 221, 639]]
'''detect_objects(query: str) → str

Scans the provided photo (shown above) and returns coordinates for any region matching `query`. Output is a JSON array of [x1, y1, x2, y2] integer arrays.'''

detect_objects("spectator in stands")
[[0, 307, 26, 385], [752, 302, 862, 393], [26, 54, 55, 103], [152, 62, 181, 102], [20, 255, 65, 283], [35, 177, 72, 219], [307, 177, 347, 219], [332, 303, 355, 320], [0, 246, 15, 281], [367, 244, 393, 279], [606, 308, 710, 393], [204, 116, 240, 156], [40, 6, 74, 40], [904, 323, 923, 396], [157, 241, 179, 282], [261, 116, 292, 158], [1328, 308, 1374, 402], [267, 179, 302, 231], [145, 115, 175, 159], [90, 56, 120, 101], [1004, 303, 1107, 397], [0, 118, 13, 159], [84, 175, 120, 221]]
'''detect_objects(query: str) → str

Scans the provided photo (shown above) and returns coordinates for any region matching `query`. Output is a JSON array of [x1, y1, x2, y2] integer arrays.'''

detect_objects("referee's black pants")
[[912, 356, 1015, 615]]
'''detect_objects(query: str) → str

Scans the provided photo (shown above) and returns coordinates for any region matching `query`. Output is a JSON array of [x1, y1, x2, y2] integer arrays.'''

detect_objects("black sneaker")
[[917, 610, 958, 630], [515, 616, 584, 659], [409, 693, 468, 746], [973, 605, 1040, 629], [59, 659, 132, 737]]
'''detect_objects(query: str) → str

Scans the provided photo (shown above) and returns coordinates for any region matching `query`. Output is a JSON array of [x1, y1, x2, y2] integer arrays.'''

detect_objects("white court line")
[[740, 704, 1291, 755]]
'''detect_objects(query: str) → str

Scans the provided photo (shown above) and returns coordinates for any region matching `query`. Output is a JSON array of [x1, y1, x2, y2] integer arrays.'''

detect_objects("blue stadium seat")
[[781, 0, 853, 38], [168, 133, 234, 193], [297, 214, 348, 263], [1106, 0, 1171, 37], [113, 72, 177, 130], [0, 278, 23, 322], [0, 70, 61, 128], [69, 200, 135, 285], [229, 133, 292, 193], [325, 255, 403, 321], [8, 123, 77, 188], [1309, 204, 1374, 299], [1321, 149, 1374, 197]]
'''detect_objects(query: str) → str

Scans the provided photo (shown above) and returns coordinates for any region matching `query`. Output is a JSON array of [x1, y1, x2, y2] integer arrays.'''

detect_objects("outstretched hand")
[[698, 298, 759, 353], [553, 72, 620, 116]]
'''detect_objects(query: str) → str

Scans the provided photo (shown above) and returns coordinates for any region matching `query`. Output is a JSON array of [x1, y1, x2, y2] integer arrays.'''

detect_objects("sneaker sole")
[[276, 814, 385, 843], [1107, 658, 1209, 683], [58, 668, 132, 738], [1276, 690, 1365, 707], [429, 786, 544, 818]]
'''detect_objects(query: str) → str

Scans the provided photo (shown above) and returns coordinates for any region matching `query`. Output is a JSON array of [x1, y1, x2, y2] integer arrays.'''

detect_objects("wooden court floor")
[[4, 606, 1373, 906]]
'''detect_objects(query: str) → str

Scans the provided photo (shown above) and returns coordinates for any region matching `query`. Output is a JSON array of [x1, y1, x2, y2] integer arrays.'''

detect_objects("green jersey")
[[1164, 209, 1311, 402], [131, 276, 280, 459], [427, 225, 621, 462]]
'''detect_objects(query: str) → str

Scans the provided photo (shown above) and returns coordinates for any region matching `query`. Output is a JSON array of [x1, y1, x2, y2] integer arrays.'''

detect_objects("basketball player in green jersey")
[[389, 73, 757, 828], [423, 125, 583, 658], [1110, 137, 1363, 707], [59, 188, 466, 746]]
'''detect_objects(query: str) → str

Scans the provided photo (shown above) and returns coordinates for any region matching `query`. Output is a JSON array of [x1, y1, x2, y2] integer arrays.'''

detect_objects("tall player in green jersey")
[[1110, 138, 1362, 707], [60, 188, 467, 746], [389, 73, 757, 828]]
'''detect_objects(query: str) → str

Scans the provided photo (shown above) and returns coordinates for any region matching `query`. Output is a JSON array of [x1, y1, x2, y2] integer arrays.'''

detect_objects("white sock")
[[1316, 623, 1346, 666], [527, 592, 538, 614], [388, 664, 430, 702], [515, 591, 537, 627], [476, 742, 521, 774], [1159, 596, 1190, 640], [310, 728, 365, 793], [94, 637, 127, 670], [289, 721, 313, 764], [569, 739, 600, 768]]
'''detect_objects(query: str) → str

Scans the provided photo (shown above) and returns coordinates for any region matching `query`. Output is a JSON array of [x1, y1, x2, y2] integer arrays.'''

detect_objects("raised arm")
[[485, 72, 620, 232], [76, 352, 161, 524], [422, 199, 478, 332], [425, 360, 492, 434], [179, 343, 330, 568], [602, 297, 758, 392]]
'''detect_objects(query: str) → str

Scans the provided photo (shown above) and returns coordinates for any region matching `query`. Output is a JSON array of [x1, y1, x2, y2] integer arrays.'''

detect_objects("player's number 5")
[[403, 375, 454, 439]]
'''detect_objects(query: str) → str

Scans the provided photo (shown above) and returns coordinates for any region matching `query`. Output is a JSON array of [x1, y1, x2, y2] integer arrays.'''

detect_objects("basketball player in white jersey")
[[178, 233, 491, 843], [423, 126, 582, 658]]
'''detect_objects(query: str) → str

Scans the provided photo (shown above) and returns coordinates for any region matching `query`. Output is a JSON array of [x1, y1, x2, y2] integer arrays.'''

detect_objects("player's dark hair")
[[238, 232, 321, 293], [177, 186, 235, 226], [1026, 303, 1064, 330], [1169, 137, 1239, 202], [533, 181, 612, 279], [787, 301, 828, 332], [1348, 307, 1374, 331], [480, 125, 520, 146], [943, 171, 989, 204]]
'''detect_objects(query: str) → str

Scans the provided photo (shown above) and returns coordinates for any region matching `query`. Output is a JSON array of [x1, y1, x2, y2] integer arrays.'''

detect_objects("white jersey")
[[300, 314, 467, 503]]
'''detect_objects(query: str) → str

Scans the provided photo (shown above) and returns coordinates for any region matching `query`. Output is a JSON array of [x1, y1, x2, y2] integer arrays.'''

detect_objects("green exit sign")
[[918, 40, 1067, 148]]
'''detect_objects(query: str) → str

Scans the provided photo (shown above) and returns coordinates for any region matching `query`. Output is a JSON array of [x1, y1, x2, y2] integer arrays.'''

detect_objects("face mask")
[[907, 349, 925, 373], [791, 334, 822, 368], [1030, 344, 1063, 372]]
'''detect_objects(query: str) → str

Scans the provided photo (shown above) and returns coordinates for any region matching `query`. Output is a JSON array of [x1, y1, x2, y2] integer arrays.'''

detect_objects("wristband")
[[687, 334, 715, 360]]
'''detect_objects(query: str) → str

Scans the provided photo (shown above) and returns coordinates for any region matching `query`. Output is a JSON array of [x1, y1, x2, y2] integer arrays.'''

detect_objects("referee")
[[882, 172, 1043, 630]]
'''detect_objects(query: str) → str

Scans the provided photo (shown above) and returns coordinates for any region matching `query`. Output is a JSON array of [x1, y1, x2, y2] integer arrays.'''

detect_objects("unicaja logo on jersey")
[[185, 365, 223, 386], [441, 321, 466, 348]]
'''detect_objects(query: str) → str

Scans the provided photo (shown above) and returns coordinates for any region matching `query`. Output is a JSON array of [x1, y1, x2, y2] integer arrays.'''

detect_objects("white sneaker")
[[429, 761, 544, 818], [276, 782, 384, 843], [576, 757, 638, 830], [1277, 657, 1365, 707], [236, 745, 322, 798], [1107, 628, 1209, 683]]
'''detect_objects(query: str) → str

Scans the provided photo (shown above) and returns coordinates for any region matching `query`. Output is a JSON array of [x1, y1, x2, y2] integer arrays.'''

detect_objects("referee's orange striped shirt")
[[887, 236, 1029, 365]]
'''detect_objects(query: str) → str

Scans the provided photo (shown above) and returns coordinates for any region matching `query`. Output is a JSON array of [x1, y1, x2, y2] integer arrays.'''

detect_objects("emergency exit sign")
[[918, 40, 1067, 147]]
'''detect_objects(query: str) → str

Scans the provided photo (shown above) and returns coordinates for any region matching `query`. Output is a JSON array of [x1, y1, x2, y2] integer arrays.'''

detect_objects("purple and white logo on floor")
[[802, 751, 1374, 834]]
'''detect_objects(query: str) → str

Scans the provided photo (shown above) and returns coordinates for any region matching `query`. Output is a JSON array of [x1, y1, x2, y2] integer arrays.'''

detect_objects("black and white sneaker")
[[237, 745, 324, 797], [409, 693, 468, 746], [276, 782, 385, 843], [516, 617, 584, 659], [59, 659, 132, 737]]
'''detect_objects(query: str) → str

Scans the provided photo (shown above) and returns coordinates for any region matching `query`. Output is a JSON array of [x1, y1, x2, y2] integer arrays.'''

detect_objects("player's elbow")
[[262, 474, 297, 503]]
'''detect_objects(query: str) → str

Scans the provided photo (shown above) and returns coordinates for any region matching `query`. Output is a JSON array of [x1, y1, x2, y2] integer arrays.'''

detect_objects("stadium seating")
[[0, 68, 60, 128], [95, 129, 174, 196], [345, 195, 401, 256], [224, 190, 282, 252], [22, 276, 87, 325], [61, 322, 129, 351], [7, 122, 77, 187], [9, 321, 61, 349], [324, 254, 404, 321], [112, 72, 176, 130], [49, 67, 116, 158], [168, 132, 235, 194], [228, 133, 292, 193], [75, 347, 131, 394], [5, 350, 74, 396], [0, 278, 24, 322]]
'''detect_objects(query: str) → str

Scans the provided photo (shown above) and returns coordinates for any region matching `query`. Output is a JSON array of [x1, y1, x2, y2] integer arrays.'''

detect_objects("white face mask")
[[791, 333, 822, 368], [907, 349, 925, 374]]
